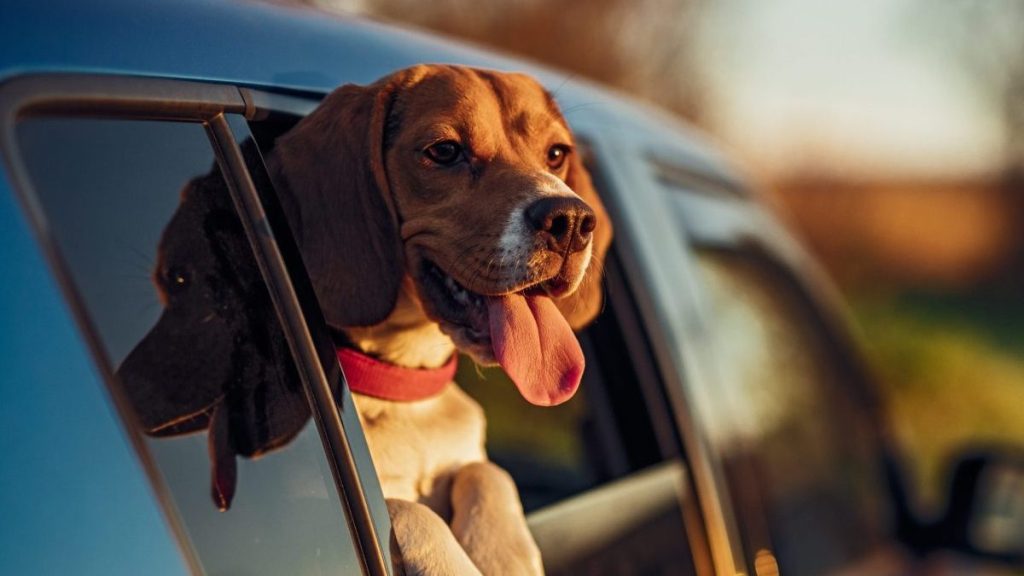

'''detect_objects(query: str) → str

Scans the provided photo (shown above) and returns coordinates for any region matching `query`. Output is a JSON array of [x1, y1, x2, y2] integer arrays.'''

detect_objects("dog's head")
[[272, 65, 612, 406], [117, 161, 309, 510]]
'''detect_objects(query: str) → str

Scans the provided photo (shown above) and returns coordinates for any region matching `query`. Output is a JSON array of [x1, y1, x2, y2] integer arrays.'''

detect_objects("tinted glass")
[[693, 249, 887, 576], [16, 117, 362, 575]]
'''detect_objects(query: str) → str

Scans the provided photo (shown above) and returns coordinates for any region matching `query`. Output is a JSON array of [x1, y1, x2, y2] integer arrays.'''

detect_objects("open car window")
[[243, 101, 706, 575], [457, 153, 702, 575], [11, 111, 367, 574], [438, 169, 703, 575]]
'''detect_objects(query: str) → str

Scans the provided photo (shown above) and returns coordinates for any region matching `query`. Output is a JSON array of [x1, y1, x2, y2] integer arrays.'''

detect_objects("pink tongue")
[[488, 293, 584, 406]]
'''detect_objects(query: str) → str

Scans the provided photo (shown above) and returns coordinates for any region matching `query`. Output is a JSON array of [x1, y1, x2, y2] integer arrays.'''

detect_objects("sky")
[[694, 0, 1004, 181]]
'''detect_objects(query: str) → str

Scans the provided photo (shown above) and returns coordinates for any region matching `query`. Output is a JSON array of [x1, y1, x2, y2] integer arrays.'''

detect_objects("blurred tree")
[[922, 1, 1024, 285], [300, 0, 710, 123], [925, 2, 1024, 169]]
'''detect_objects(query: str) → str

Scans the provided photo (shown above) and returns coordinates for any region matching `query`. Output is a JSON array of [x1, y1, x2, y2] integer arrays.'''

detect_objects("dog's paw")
[[387, 498, 483, 576], [450, 462, 545, 576]]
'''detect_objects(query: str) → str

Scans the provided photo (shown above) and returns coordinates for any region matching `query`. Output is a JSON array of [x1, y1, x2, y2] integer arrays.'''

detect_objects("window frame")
[[570, 135, 749, 575], [0, 73, 390, 576], [502, 244, 708, 575], [661, 165, 901, 573]]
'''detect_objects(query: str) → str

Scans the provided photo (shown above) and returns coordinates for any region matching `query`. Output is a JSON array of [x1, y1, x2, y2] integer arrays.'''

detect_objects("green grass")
[[850, 292, 1024, 514]]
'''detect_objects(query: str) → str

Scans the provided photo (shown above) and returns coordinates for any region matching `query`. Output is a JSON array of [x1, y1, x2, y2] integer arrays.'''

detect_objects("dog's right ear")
[[270, 69, 425, 328]]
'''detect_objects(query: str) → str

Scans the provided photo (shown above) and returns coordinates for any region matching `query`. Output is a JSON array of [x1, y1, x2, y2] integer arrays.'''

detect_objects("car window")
[[245, 109, 703, 575], [455, 263, 677, 504], [457, 158, 700, 575], [14, 116, 364, 575], [691, 247, 889, 576]]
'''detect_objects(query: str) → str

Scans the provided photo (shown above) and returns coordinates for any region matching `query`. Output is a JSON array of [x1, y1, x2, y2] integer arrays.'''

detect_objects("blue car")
[[2, 1, 1021, 575]]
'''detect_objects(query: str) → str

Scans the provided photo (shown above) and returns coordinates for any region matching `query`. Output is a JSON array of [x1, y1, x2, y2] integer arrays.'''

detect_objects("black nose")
[[525, 197, 596, 253]]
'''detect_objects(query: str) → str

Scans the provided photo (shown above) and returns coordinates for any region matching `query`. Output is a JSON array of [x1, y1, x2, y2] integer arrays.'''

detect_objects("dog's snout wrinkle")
[[525, 196, 596, 254]]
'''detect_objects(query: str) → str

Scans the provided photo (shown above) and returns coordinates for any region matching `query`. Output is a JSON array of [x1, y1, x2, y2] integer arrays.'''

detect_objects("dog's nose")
[[525, 197, 596, 253]]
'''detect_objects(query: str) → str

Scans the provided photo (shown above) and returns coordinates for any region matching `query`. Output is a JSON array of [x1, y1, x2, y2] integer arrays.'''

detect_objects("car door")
[[0, 72, 747, 576], [0, 74, 391, 575], [657, 158, 904, 576]]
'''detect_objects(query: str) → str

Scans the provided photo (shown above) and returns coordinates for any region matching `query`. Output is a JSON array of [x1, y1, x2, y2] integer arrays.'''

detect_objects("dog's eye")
[[547, 144, 570, 170], [424, 140, 464, 165], [163, 266, 191, 294]]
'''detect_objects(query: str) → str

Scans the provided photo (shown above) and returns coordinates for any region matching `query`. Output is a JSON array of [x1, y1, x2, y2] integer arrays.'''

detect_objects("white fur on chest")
[[354, 383, 487, 518]]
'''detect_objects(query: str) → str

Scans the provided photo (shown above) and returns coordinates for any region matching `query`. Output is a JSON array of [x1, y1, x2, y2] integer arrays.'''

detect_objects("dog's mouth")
[[421, 259, 491, 346], [420, 260, 573, 339], [417, 258, 584, 406]]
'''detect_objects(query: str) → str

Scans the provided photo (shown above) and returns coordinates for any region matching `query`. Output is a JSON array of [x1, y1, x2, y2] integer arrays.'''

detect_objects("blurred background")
[[287, 0, 1023, 516]]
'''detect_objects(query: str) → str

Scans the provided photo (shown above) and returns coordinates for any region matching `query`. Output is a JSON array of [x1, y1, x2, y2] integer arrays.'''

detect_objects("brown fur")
[[270, 64, 612, 575]]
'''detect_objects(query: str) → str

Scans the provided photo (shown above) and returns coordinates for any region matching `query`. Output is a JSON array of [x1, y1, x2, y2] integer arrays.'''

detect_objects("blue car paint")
[[0, 175, 188, 575], [0, 0, 496, 93]]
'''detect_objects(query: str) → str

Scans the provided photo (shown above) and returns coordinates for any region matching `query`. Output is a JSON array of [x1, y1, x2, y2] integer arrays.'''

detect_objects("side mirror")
[[939, 448, 1024, 564]]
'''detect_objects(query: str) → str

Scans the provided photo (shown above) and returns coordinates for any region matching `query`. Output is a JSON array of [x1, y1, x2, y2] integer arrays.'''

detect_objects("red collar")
[[336, 347, 457, 402]]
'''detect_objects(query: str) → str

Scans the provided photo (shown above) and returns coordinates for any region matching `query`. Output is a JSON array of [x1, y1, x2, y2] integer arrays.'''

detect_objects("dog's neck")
[[343, 277, 456, 369]]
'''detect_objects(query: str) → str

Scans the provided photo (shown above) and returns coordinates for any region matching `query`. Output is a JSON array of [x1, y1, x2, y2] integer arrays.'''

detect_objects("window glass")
[[16, 117, 362, 575], [693, 249, 887, 576]]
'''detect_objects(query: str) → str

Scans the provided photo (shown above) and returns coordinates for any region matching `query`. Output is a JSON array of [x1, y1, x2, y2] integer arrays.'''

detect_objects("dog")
[[119, 64, 611, 575], [266, 64, 612, 574], [116, 148, 312, 512]]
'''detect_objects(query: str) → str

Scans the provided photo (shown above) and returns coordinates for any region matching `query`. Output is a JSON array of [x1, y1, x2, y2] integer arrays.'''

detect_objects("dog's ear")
[[271, 70, 424, 328], [558, 149, 613, 330]]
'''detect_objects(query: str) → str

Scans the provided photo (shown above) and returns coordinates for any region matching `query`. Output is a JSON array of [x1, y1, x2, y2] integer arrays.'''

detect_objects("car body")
[[2, 1, 1021, 575]]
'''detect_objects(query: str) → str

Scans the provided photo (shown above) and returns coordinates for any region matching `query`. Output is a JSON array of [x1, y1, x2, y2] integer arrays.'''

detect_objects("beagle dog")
[[270, 64, 613, 575]]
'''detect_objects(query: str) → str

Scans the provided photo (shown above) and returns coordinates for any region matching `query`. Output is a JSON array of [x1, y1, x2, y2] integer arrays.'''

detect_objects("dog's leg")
[[450, 462, 544, 576], [386, 498, 482, 576]]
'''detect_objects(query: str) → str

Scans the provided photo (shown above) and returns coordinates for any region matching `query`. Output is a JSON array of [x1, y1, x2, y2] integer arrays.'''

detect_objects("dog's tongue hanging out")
[[487, 293, 584, 406]]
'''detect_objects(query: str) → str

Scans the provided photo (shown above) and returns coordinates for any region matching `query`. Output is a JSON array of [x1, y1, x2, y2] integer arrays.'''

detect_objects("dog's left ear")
[[270, 68, 428, 328], [558, 149, 613, 330]]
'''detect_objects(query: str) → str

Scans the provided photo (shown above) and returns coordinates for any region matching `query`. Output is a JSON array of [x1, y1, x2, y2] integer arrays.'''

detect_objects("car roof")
[[0, 0, 745, 189]]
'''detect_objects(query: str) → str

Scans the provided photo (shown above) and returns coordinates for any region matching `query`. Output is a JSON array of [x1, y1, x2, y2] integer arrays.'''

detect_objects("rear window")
[[15, 116, 363, 575]]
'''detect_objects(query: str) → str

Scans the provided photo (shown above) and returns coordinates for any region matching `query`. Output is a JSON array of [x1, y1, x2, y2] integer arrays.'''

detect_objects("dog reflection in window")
[[117, 154, 307, 512]]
